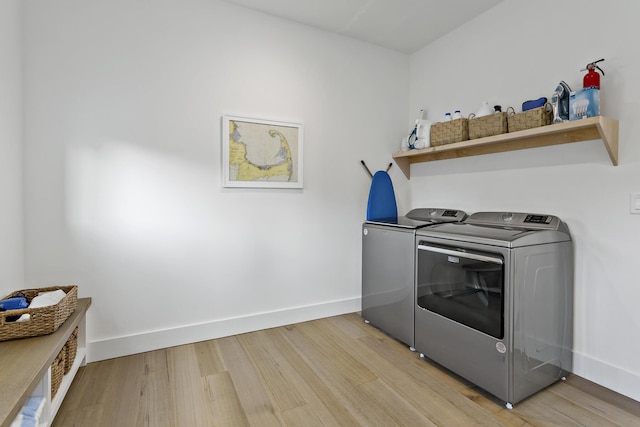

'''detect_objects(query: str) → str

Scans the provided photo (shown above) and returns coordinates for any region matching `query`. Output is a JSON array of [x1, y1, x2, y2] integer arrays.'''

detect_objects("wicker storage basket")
[[64, 326, 79, 374], [507, 103, 553, 133], [468, 112, 508, 139], [430, 118, 469, 146], [51, 347, 66, 399], [0, 285, 78, 342]]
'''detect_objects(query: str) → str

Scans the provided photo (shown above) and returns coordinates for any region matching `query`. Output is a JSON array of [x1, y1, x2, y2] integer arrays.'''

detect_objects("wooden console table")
[[0, 298, 91, 427]]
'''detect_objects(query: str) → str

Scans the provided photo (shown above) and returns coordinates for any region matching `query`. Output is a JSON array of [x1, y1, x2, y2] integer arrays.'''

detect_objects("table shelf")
[[0, 298, 91, 427]]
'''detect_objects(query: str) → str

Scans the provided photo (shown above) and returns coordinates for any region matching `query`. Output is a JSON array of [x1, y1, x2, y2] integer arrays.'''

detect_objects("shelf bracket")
[[394, 157, 411, 179], [596, 116, 619, 166]]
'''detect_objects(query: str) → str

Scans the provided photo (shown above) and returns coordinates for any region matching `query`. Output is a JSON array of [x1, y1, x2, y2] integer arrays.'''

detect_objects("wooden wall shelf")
[[392, 116, 619, 179]]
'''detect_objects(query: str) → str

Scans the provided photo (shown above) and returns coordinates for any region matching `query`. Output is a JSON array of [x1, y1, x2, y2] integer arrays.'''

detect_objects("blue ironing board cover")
[[366, 170, 398, 221]]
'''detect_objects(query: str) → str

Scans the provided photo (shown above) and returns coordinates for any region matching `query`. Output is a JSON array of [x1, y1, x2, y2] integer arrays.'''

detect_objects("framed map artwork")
[[222, 115, 303, 189]]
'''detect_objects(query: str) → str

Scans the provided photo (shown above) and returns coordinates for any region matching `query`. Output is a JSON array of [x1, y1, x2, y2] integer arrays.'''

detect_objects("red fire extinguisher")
[[582, 58, 605, 89]]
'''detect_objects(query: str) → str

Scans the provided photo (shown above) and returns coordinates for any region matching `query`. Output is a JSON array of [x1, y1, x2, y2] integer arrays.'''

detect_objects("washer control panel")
[[406, 208, 467, 222]]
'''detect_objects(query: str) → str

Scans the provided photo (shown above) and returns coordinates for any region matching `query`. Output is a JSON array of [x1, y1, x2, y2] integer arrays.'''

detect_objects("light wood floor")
[[53, 313, 640, 426]]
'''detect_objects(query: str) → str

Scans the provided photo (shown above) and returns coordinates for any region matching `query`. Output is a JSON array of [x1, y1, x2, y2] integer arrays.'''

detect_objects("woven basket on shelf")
[[0, 285, 78, 342], [468, 112, 508, 139], [507, 103, 553, 133], [51, 347, 66, 399], [64, 326, 79, 374], [430, 118, 469, 146]]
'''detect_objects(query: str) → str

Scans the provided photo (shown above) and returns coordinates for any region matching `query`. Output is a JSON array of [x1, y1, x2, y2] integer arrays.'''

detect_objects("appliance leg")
[[409, 346, 416, 352], [363, 319, 370, 324], [505, 402, 513, 410], [419, 353, 425, 359]]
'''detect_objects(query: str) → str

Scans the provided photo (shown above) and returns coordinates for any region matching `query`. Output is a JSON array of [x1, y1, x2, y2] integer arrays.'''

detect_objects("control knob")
[[502, 212, 514, 221]]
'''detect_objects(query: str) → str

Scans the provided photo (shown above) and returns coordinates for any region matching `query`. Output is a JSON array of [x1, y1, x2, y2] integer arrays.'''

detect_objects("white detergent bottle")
[[415, 109, 431, 149], [476, 101, 493, 117]]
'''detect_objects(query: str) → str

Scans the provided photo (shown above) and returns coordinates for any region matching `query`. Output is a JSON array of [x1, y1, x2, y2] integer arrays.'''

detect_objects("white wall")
[[22, 0, 409, 360], [0, 0, 24, 296], [407, 0, 640, 401]]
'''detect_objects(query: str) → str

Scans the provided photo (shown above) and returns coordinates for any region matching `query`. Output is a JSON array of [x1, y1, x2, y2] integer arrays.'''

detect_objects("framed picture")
[[222, 115, 303, 189]]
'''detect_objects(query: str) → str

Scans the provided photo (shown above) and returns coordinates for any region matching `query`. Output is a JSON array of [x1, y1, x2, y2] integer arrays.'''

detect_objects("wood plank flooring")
[[53, 313, 640, 426]]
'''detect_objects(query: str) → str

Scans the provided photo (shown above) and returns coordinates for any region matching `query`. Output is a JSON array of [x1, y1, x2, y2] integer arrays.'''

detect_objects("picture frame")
[[221, 115, 303, 189]]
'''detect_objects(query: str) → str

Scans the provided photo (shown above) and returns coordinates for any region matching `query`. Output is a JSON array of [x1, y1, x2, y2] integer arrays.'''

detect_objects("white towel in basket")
[[16, 289, 67, 323]]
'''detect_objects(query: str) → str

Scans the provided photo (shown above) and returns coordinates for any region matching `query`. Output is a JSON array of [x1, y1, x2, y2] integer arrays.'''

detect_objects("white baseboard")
[[87, 297, 361, 363], [573, 350, 640, 402]]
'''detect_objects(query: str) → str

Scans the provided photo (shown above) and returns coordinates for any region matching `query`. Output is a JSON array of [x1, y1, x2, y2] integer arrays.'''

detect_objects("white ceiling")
[[221, 0, 503, 53]]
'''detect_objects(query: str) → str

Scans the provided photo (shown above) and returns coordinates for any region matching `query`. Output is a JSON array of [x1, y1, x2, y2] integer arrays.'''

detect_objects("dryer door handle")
[[417, 245, 504, 265]]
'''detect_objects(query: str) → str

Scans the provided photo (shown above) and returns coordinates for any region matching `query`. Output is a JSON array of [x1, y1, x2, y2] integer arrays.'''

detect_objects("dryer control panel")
[[524, 214, 552, 224], [465, 211, 567, 232]]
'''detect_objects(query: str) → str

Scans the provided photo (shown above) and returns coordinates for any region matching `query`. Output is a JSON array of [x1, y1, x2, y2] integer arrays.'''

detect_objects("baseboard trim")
[[87, 297, 361, 362], [573, 350, 640, 403]]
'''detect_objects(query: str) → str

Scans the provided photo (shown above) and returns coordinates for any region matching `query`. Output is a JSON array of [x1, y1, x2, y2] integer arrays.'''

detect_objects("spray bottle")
[[582, 58, 605, 89]]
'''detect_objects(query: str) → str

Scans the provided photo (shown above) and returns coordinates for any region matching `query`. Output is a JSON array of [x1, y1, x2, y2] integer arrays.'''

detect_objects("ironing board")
[[366, 171, 398, 221]]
